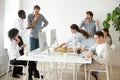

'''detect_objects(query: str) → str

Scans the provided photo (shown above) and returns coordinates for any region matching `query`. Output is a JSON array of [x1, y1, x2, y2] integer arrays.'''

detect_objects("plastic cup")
[[81, 45, 86, 52], [25, 50, 29, 56]]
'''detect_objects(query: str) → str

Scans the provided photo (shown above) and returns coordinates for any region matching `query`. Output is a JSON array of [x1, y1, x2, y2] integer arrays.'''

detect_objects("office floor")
[[0, 63, 120, 80]]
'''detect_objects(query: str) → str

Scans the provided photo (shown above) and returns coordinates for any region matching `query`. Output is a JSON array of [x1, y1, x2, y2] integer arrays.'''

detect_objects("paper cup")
[[25, 50, 29, 56]]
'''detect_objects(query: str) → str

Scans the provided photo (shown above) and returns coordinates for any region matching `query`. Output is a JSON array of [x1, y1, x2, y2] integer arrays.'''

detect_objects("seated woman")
[[80, 31, 111, 80], [8, 28, 27, 78], [101, 28, 112, 46], [54, 24, 95, 52]]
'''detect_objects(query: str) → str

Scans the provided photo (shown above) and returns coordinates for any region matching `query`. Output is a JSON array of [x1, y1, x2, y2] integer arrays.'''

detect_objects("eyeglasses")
[[94, 37, 99, 40]]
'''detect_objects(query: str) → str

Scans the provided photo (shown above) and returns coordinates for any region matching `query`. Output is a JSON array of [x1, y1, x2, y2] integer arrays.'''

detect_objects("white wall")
[[0, 0, 4, 50], [21, 0, 120, 66], [4, 0, 20, 48]]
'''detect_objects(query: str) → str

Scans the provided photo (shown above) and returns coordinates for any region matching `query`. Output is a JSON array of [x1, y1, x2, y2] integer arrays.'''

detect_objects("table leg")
[[48, 62, 50, 80], [73, 63, 76, 80], [54, 63, 58, 80], [43, 62, 45, 76], [84, 64, 87, 80], [39, 62, 42, 80], [60, 63, 64, 80], [26, 61, 29, 80], [75, 64, 77, 80]]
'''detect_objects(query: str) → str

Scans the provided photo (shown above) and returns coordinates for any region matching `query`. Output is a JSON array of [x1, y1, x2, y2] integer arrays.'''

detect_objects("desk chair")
[[88, 44, 116, 80], [88, 62, 109, 80], [110, 44, 116, 56], [88, 58, 110, 80], [6, 60, 26, 80], [110, 44, 116, 75]]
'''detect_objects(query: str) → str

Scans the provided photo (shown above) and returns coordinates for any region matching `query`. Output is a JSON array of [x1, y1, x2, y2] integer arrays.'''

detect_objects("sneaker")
[[34, 71, 44, 79], [34, 71, 40, 78], [41, 75, 44, 79], [12, 74, 20, 78], [92, 72, 98, 80], [28, 76, 33, 80], [17, 72, 24, 75]]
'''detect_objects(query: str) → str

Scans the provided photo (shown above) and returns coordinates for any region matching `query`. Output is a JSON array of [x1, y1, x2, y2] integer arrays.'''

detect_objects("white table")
[[17, 48, 91, 80]]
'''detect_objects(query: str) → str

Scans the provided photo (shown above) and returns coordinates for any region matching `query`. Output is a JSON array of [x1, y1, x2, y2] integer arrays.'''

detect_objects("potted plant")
[[103, 4, 120, 41]]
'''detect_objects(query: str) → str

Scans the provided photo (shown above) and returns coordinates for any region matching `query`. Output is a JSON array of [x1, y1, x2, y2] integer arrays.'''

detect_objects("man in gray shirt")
[[27, 5, 48, 80], [80, 11, 99, 37]]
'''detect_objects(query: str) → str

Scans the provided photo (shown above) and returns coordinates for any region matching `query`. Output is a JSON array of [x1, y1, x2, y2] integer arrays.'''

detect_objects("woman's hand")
[[15, 37, 20, 44], [20, 44, 26, 48], [57, 43, 65, 48], [86, 53, 93, 58]]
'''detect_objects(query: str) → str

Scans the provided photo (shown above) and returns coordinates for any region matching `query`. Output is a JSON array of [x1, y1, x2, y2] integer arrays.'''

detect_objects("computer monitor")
[[38, 32, 49, 52], [50, 29, 58, 46]]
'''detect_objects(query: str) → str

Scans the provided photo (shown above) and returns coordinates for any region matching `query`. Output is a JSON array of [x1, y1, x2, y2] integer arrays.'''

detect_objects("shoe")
[[41, 75, 44, 79], [92, 72, 98, 80], [33, 71, 44, 79], [17, 72, 24, 75], [28, 76, 33, 80], [34, 71, 40, 78], [12, 74, 20, 78]]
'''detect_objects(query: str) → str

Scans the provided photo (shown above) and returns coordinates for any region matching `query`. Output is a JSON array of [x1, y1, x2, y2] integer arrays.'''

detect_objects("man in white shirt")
[[14, 10, 28, 56], [81, 31, 111, 80], [8, 28, 27, 78], [14, 10, 26, 32]]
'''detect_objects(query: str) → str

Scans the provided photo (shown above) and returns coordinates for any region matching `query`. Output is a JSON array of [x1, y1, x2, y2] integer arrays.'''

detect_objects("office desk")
[[17, 48, 91, 80]]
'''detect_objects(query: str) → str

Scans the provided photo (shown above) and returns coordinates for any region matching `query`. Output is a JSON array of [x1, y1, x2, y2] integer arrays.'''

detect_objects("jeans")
[[92, 50, 98, 76], [30, 37, 39, 51], [29, 37, 40, 78]]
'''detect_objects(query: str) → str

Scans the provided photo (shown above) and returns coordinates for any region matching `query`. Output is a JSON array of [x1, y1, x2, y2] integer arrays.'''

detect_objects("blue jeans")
[[29, 37, 39, 78], [92, 50, 98, 76], [30, 37, 39, 51]]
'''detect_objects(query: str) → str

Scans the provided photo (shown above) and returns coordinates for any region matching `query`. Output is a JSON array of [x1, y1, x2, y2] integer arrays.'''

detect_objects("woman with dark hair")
[[8, 28, 27, 78], [71, 24, 90, 39], [102, 28, 112, 45], [54, 24, 95, 52]]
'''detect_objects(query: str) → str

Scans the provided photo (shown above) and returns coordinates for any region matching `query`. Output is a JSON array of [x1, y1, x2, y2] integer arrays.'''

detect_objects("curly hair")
[[8, 28, 19, 41]]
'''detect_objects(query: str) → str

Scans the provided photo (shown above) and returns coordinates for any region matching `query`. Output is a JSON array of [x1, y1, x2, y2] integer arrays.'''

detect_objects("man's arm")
[[79, 21, 84, 28], [79, 18, 86, 28], [41, 14, 49, 29], [95, 19, 100, 31], [27, 14, 39, 29]]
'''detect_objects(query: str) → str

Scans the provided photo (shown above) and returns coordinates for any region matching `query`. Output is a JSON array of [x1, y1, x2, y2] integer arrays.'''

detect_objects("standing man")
[[27, 5, 48, 80], [14, 10, 26, 33], [14, 10, 28, 56], [80, 11, 99, 37]]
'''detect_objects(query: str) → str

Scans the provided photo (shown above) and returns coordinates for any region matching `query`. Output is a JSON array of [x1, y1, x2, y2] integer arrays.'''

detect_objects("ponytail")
[[70, 24, 90, 38], [78, 29, 90, 38], [102, 28, 112, 45], [102, 28, 112, 39]]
